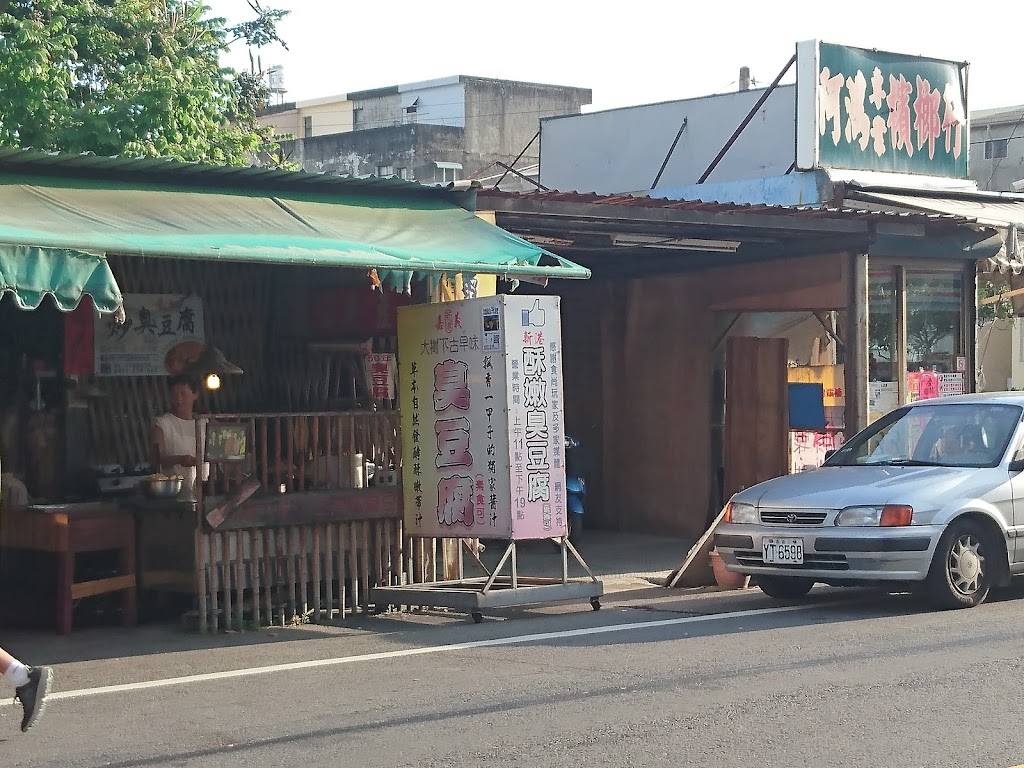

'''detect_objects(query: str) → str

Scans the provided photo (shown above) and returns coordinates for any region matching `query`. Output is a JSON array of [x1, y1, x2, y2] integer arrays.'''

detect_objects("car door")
[[1008, 437, 1024, 563]]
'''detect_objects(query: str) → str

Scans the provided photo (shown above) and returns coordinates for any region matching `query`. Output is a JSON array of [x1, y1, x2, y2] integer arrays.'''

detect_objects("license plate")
[[763, 537, 804, 565]]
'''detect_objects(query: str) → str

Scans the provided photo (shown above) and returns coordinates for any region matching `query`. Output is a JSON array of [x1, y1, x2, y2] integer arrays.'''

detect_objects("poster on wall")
[[364, 353, 397, 400], [790, 430, 846, 473], [397, 296, 567, 541], [94, 294, 205, 377]]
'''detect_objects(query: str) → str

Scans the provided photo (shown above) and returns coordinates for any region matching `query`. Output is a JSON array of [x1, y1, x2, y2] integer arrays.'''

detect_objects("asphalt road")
[[5, 583, 1024, 768]]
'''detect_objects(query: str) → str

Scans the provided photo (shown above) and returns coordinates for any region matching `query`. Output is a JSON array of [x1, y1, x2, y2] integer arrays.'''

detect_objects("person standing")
[[1, 648, 51, 732], [149, 375, 206, 500]]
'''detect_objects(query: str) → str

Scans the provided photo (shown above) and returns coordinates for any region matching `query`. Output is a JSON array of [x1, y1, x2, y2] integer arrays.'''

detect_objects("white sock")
[[3, 661, 30, 688]]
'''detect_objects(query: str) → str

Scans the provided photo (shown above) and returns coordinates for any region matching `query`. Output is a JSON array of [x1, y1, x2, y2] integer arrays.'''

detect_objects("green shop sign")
[[796, 40, 968, 178]]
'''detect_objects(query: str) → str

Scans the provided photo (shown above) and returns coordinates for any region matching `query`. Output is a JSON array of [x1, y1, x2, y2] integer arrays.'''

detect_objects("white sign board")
[[94, 294, 205, 377], [398, 295, 567, 540]]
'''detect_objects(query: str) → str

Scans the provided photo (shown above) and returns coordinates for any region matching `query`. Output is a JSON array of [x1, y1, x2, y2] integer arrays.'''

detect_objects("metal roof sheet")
[[477, 188, 971, 226], [0, 147, 471, 206]]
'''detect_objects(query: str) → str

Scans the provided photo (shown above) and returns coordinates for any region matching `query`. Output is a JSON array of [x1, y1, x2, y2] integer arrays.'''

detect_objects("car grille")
[[734, 550, 849, 571], [759, 509, 829, 526]]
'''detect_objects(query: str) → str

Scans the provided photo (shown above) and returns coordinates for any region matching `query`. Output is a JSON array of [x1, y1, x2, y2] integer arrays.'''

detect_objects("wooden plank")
[[274, 417, 283, 491], [298, 416, 307, 493], [285, 525, 297, 623], [299, 524, 309, 618], [221, 531, 232, 630], [312, 413, 321, 489], [208, 530, 220, 633], [724, 336, 789, 501], [260, 419, 269, 493], [262, 528, 274, 626], [205, 477, 261, 528], [360, 520, 370, 611], [312, 524, 322, 622], [348, 520, 359, 612], [70, 574, 137, 600], [666, 507, 727, 589], [251, 530, 262, 627], [337, 523, 347, 619], [324, 523, 334, 621], [213, 487, 403, 529], [286, 417, 295, 493], [234, 529, 245, 629], [196, 530, 209, 633]]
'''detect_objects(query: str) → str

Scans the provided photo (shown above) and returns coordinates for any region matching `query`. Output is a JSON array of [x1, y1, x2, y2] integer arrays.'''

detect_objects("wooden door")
[[724, 337, 789, 500]]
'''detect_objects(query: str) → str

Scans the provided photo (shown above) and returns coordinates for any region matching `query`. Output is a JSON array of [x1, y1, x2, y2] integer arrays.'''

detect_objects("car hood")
[[735, 465, 997, 510]]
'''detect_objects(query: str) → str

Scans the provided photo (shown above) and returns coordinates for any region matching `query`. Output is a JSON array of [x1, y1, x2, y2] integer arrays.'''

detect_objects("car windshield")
[[826, 402, 1023, 469]]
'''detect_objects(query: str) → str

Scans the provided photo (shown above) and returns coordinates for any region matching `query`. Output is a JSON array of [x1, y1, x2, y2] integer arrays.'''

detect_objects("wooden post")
[[262, 528, 274, 624], [965, 261, 978, 394], [312, 524, 322, 622], [337, 523, 348, 619], [234, 529, 244, 629], [196, 530, 208, 632], [324, 523, 335, 621], [348, 521, 359, 611], [895, 265, 908, 408], [846, 251, 870, 437], [252, 529, 262, 628]]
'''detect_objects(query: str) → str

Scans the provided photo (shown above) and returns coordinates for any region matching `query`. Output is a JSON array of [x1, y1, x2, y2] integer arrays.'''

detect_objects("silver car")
[[715, 393, 1024, 609]]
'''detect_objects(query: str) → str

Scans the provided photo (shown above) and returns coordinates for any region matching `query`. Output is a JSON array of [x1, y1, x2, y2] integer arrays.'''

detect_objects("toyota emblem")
[[786, 513, 798, 524]]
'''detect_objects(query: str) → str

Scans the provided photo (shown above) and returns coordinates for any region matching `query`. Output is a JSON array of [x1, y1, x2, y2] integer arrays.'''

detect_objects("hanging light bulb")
[[205, 372, 222, 391]]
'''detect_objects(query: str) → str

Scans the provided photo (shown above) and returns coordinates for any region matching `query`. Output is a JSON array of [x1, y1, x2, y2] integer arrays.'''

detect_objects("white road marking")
[[3, 604, 819, 705]]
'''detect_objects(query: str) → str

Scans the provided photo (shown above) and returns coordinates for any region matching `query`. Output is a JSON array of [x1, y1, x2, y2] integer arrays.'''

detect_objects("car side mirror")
[[824, 449, 837, 462], [1011, 458, 1024, 473]]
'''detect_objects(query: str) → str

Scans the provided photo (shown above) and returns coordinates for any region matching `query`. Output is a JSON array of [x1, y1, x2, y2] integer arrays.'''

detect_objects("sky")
[[206, 0, 1022, 114]]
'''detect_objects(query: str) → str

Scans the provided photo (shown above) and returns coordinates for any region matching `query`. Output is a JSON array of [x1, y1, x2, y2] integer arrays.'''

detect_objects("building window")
[[985, 139, 1008, 160], [303, 116, 313, 138], [376, 165, 394, 178]]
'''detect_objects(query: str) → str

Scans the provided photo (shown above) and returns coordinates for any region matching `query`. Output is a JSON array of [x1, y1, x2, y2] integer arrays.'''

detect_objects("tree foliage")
[[0, 0, 289, 165]]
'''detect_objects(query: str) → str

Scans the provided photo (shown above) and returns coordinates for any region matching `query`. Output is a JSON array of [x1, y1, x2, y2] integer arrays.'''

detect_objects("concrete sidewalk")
[[476, 529, 694, 589]]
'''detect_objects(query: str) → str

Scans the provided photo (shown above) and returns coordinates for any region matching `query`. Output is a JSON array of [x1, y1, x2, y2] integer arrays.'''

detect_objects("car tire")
[[926, 519, 994, 609], [756, 576, 814, 600]]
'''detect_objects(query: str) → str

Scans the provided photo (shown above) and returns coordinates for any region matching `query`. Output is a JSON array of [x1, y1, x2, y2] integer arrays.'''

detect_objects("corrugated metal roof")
[[846, 190, 1024, 227], [0, 147, 470, 205], [477, 188, 971, 226]]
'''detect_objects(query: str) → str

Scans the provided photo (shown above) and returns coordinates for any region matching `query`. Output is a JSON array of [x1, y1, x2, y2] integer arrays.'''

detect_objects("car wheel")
[[756, 576, 814, 599], [927, 519, 993, 609]]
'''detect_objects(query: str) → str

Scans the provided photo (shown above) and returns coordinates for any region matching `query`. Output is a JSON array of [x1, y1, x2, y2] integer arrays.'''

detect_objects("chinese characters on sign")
[[790, 430, 846, 474], [797, 41, 968, 178], [398, 296, 567, 540], [94, 294, 205, 376], [363, 353, 397, 400]]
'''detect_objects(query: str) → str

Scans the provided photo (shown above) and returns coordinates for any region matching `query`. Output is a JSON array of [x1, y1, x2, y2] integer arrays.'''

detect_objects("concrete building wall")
[[539, 85, 797, 195], [463, 78, 592, 162], [969, 106, 1024, 192], [258, 97, 354, 140], [978, 320, 1014, 391], [280, 124, 465, 180]]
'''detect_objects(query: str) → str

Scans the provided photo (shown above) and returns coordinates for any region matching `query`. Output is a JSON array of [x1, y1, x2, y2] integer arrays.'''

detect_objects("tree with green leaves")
[[0, 0, 289, 165]]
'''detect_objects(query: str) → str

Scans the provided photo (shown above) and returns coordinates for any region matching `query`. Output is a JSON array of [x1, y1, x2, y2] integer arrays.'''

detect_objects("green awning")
[[0, 173, 589, 290], [0, 244, 123, 313]]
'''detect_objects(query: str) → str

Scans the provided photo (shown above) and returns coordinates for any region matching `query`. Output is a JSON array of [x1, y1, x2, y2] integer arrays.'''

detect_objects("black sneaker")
[[14, 666, 52, 732]]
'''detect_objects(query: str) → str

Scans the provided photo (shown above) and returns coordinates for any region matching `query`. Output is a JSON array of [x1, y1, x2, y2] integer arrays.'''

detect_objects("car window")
[[828, 403, 1023, 468]]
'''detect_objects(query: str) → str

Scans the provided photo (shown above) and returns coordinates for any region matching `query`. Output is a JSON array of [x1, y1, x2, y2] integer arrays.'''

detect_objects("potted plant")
[[709, 548, 750, 590]]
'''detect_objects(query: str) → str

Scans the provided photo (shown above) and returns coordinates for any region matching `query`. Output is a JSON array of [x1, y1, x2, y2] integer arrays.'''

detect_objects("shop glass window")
[[869, 269, 895, 383], [906, 270, 963, 376]]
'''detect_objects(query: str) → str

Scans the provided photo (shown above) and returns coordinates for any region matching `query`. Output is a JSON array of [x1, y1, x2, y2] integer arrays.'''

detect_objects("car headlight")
[[724, 501, 758, 525], [836, 505, 913, 527]]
